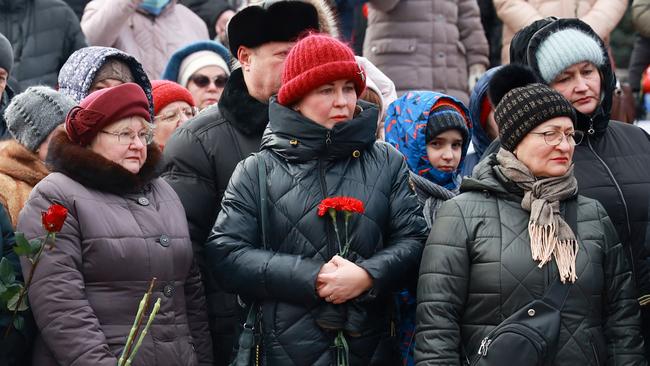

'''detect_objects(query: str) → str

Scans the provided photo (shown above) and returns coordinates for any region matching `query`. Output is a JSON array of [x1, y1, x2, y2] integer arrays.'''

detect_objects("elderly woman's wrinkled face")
[[550, 62, 601, 116], [514, 116, 578, 178], [293, 79, 357, 130], [153, 101, 195, 149], [186, 65, 228, 109], [89, 116, 151, 174]]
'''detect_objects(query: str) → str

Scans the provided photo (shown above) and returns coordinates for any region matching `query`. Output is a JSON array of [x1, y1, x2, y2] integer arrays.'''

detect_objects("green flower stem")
[[119, 278, 157, 366], [335, 331, 349, 366], [4, 232, 53, 339], [342, 211, 351, 257], [125, 298, 161, 366], [328, 209, 343, 254]]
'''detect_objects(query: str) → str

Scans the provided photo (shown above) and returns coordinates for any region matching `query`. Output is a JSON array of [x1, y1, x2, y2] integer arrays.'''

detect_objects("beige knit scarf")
[[496, 148, 579, 283]]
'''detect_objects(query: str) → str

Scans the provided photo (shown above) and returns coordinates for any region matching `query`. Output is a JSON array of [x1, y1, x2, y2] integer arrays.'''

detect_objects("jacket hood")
[[509, 18, 615, 136], [468, 66, 501, 158], [161, 40, 232, 83], [217, 67, 269, 136], [384, 91, 472, 190], [46, 130, 162, 194], [0, 139, 48, 186], [261, 98, 378, 162], [58, 47, 154, 119]]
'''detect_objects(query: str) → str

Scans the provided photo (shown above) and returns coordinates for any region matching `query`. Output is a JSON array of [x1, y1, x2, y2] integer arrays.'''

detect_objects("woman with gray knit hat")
[[415, 64, 646, 366], [0, 86, 76, 227], [510, 17, 650, 358]]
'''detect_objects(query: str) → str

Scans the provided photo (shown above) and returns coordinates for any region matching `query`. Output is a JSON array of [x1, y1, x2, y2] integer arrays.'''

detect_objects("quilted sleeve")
[[599, 202, 646, 364], [205, 155, 324, 306], [414, 199, 470, 366]]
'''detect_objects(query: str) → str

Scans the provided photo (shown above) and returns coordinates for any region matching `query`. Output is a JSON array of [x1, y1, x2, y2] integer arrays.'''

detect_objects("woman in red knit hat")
[[151, 80, 197, 150], [17, 83, 212, 366], [206, 33, 427, 365]]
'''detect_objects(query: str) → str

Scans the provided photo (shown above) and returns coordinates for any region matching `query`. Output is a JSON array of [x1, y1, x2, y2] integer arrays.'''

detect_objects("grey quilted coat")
[[415, 155, 646, 366]]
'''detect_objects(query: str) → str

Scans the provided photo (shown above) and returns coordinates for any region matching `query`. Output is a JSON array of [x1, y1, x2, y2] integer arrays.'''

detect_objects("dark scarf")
[[218, 68, 270, 136], [46, 130, 162, 195], [496, 148, 579, 283]]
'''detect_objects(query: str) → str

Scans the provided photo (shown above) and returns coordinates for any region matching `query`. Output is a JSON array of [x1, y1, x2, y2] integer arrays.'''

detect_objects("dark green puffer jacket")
[[415, 155, 646, 366], [206, 100, 428, 365]]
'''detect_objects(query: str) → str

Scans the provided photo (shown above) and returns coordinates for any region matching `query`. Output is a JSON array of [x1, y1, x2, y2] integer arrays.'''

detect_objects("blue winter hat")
[[162, 41, 232, 85], [384, 91, 472, 190], [535, 28, 605, 83]]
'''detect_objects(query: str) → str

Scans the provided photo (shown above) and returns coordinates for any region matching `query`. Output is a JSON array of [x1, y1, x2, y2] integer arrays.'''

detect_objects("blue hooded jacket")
[[385, 91, 472, 191], [462, 66, 502, 176]]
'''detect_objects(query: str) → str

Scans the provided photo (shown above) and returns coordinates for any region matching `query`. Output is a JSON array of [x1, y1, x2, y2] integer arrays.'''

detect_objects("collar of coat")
[[260, 98, 378, 162], [0, 139, 48, 186], [46, 130, 162, 195], [218, 68, 270, 137]]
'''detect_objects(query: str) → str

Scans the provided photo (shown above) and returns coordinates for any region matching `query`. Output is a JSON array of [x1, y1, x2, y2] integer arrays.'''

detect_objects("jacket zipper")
[[320, 131, 335, 258], [585, 125, 635, 277]]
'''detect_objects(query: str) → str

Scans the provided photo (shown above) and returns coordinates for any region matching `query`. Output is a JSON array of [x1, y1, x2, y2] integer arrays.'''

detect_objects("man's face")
[[239, 41, 295, 102], [0, 68, 7, 95]]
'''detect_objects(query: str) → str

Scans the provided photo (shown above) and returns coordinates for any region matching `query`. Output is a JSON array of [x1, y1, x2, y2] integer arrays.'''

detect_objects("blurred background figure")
[[0, 33, 14, 140], [0, 0, 86, 92], [163, 41, 232, 110], [629, 0, 650, 119], [494, 0, 628, 64], [363, 0, 489, 105], [151, 80, 196, 150], [80, 0, 209, 79], [356, 56, 397, 140], [179, 0, 236, 44], [58, 47, 153, 111]]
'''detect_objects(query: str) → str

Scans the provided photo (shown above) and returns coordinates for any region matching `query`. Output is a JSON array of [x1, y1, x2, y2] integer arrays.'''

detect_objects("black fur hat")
[[488, 64, 576, 151], [226, 0, 321, 57]]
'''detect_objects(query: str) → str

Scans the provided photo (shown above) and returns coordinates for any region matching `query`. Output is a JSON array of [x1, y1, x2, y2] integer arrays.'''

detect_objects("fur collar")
[[46, 130, 162, 195], [0, 140, 49, 186], [218, 68, 269, 136]]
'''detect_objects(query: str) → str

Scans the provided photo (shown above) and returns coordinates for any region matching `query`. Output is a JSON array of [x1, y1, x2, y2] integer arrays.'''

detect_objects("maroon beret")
[[65, 83, 151, 146]]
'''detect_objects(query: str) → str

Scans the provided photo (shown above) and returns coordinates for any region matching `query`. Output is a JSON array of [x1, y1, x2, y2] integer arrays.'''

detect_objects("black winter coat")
[[0, 0, 87, 92], [206, 100, 428, 365], [415, 156, 646, 366], [162, 68, 269, 366], [510, 18, 650, 356]]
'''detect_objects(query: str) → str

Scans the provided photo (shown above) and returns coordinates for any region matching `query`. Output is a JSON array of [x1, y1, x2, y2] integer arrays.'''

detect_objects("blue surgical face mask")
[[139, 0, 171, 16]]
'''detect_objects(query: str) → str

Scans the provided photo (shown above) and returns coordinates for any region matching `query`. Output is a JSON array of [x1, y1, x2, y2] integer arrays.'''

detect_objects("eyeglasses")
[[528, 130, 585, 146], [154, 107, 197, 125], [190, 74, 228, 88], [100, 129, 154, 145]]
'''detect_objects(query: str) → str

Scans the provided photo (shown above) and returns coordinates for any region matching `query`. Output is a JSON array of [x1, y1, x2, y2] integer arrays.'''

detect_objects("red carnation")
[[41, 204, 68, 233]]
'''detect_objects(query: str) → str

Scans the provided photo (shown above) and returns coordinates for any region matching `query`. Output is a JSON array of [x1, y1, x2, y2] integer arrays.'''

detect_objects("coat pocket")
[[367, 38, 417, 55]]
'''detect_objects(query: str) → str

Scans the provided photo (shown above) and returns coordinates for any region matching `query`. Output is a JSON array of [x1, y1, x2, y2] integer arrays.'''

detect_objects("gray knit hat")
[[535, 28, 605, 83], [426, 106, 469, 145], [4, 86, 77, 151], [0, 32, 12, 74]]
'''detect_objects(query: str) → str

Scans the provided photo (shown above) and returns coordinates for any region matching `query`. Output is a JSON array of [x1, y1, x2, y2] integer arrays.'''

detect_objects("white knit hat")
[[535, 28, 605, 83], [178, 50, 230, 87]]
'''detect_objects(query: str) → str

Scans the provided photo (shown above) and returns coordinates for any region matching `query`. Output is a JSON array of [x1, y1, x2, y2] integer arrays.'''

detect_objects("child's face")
[[426, 129, 463, 173]]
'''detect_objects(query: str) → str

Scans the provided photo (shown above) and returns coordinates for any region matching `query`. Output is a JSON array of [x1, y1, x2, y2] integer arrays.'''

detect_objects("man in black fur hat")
[[161, 1, 338, 364]]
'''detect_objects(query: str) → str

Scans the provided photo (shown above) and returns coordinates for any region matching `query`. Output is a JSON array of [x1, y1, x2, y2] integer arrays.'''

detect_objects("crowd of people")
[[0, 0, 649, 365]]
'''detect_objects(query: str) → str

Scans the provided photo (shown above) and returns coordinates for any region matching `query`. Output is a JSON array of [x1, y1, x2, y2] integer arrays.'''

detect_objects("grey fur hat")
[[4, 86, 77, 152]]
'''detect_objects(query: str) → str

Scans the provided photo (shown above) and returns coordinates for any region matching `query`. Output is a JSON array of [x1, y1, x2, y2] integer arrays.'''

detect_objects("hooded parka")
[[510, 18, 650, 356], [17, 131, 213, 366], [205, 100, 428, 365], [415, 156, 646, 366]]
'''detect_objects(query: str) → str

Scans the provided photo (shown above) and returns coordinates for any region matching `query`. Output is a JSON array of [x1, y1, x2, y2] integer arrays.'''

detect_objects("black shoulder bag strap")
[[543, 198, 578, 309], [230, 156, 268, 366]]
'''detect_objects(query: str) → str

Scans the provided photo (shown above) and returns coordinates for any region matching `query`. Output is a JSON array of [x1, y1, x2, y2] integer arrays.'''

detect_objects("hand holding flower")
[[317, 255, 373, 304]]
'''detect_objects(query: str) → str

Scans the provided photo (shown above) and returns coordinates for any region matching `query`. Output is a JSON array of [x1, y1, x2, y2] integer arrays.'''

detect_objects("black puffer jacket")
[[415, 156, 646, 366], [510, 18, 650, 355], [162, 68, 268, 365], [0, 0, 87, 92], [206, 100, 428, 365]]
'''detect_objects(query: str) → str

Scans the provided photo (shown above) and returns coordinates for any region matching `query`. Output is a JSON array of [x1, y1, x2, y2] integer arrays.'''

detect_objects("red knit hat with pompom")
[[151, 80, 195, 116], [278, 34, 366, 106]]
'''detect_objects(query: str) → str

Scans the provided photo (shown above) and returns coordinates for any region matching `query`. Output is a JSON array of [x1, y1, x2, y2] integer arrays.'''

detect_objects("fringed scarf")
[[496, 148, 580, 283]]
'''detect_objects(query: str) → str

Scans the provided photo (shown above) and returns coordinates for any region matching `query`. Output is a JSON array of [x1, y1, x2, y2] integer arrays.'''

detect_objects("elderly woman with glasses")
[[151, 80, 197, 150], [17, 83, 213, 366], [162, 41, 231, 110], [415, 65, 645, 365]]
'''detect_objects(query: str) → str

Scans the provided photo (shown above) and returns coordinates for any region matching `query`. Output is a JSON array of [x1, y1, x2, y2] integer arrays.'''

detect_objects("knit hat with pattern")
[[426, 105, 469, 145], [4, 86, 77, 151], [488, 65, 576, 152], [278, 34, 366, 106]]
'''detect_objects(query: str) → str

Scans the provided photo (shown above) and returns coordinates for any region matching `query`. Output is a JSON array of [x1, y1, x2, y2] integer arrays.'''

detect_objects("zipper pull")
[[477, 337, 491, 356], [587, 118, 595, 135], [326, 131, 332, 145]]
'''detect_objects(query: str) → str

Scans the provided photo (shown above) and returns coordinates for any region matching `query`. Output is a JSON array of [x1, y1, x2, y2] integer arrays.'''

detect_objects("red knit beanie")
[[151, 80, 195, 115], [278, 34, 366, 106], [65, 82, 151, 146]]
